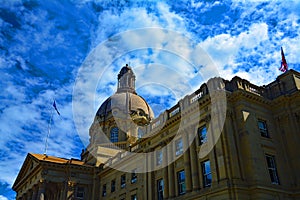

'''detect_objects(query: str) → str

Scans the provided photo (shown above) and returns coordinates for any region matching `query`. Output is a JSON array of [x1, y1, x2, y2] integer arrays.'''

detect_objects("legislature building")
[[13, 65, 300, 200]]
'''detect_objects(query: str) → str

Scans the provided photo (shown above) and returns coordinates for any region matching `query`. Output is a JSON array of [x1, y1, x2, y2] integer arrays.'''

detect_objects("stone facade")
[[13, 68, 300, 200]]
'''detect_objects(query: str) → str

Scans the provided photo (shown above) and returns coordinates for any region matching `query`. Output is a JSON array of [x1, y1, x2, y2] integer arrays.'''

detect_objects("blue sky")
[[1, 0, 300, 199]]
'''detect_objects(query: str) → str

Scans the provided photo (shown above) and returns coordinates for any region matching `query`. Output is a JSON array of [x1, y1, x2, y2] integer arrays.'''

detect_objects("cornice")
[[228, 89, 271, 107]]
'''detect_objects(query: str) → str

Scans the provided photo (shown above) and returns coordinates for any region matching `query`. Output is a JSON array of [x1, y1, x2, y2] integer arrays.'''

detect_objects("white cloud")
[[92, 2, 188, 45], [199, 22, 269, 71], [0, 76, 81, 186], [0, 195, 8, 200]]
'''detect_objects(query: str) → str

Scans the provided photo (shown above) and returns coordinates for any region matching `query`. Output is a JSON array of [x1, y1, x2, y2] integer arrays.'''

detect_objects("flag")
[[53, 100, 60, 115], [279, 47, 288, 72]]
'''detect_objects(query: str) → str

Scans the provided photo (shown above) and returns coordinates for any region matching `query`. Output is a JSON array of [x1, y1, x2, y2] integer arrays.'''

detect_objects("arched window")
[[110, 127, 119, 142]]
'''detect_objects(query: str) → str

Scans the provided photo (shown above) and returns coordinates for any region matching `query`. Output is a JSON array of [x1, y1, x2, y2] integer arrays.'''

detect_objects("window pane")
[[157, 179, 164, 200], [258, 121, 265, 129], [111, 180, 115, 192], [121, 174, 126, 188], [266, 155, 279, 184], [110, 127, 119, 142], [175, 139, 183, 156], [76, 187, 84, 199], [204, 161, 211, 173], [258, 120, 269, 137], [179, 171, 185, 181], [202, 160, 212, 187], [131, 169, 137, 183], [198, 126, 207, 145], [266, 156, 272, 167], [102, 184, 106, 197], [131, 194, 137, 200], [177, 170, 186, 195], [205, 173, 212, 186], [156, 150, 162, 166]]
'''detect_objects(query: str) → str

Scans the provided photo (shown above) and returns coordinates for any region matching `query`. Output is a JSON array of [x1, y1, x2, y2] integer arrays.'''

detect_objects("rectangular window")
[[121, 174, 126, 188], [177, 170, 186, 195], [131, 194, 137, 200], [111, 179, 116, 192], [258, 120, 269, 137], [102, 184, 107, 197], [175, 138, 183, 156], [266, 155, 280, 184], [156, 149, 162, 166], [110, 127, 119, 142], [201, 160, 212, 187], [157, 179, 164, 200], [198, 125, 207, 145], [131, 169, 137, 184], [76, 186, 84, 199]]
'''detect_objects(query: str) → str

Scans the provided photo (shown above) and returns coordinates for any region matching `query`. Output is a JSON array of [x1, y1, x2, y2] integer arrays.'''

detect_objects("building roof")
[[30, 153, 85, 165]]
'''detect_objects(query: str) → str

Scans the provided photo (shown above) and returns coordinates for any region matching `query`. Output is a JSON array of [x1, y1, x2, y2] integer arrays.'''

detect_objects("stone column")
[[162, 145, 169, 198], [182, 131, 192, 192], [31, 185, 38, 200], [37, 181, 46, 200], [26, 193, 29, 200], [147, 150, 154, 200], [27, 191, 32, 200], [59, 183, 65, 200], [167, 143, 175, 198], [189, 139, 200, 191]]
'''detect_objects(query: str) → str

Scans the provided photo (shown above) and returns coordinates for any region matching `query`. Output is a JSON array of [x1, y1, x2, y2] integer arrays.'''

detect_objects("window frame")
[[102, 184, 107, 197], [120, 174, 126, 189], [266, 155, 280, 184], [131, 194, 137, 200], [198, 125, 207, 145], [258, 119, 269, 137], [131, 169, 137, 184], [157, 178, 164, 200], [110, 127, 119, 142], [75, 186, 84, 199], [201, 160, 212, 187], [177, 170, 186, 195], [111, 179, 116, 193], [175, 138, 183, 157], [156, 149, 163, 166]]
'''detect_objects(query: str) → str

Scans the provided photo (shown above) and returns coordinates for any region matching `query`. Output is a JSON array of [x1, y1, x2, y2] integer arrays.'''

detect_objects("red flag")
[[53, 100, 60, 115], [279, 47, 288, 72]]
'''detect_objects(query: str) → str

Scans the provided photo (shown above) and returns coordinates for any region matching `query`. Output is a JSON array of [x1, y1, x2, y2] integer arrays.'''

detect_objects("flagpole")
[[44, 106, 54, 155]]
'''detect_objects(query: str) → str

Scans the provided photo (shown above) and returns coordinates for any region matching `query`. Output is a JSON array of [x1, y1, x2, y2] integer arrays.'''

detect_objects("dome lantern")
[[117, 64, 136, 94]]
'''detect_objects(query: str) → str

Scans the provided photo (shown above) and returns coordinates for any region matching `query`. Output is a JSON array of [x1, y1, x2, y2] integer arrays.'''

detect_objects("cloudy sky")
[[1, 0, 300, 199]]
